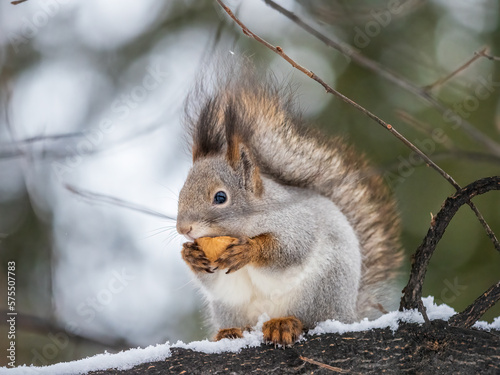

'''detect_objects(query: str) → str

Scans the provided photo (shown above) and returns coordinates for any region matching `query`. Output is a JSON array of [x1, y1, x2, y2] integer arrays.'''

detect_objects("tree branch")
[[449, 281, 500, 329], [65, 184, 176, 221], [424, 47, 488, 91], [88, 321, 500, 374], [475, 49, 500, 62], [400, 176, 500, 312]]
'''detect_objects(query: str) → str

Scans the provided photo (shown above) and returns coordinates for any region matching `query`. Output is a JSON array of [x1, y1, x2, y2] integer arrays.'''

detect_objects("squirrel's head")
[[176, 97, 263, 240]]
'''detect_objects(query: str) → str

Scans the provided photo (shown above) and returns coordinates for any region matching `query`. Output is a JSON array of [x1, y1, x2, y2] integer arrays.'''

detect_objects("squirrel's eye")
[[213, 191, 227, 205]]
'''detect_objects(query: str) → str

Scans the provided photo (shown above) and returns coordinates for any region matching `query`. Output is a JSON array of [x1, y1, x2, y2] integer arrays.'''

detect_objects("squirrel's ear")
[[227, 141, 263, 196], [225, 102, 263, 196]]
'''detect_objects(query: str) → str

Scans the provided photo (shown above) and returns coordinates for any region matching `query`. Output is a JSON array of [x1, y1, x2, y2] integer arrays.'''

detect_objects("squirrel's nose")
[[177, 223, 192, 235], [177, 223, 194, 240]]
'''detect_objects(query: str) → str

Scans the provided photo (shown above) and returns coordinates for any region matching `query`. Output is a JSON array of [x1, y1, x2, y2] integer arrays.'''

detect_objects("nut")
[[195, 236, 239, 262]]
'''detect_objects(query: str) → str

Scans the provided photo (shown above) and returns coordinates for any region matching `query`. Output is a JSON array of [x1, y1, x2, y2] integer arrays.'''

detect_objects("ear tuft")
[[224, 99, 240, 170], [224, 100, 263, 196], [192, 97, 224, 162]]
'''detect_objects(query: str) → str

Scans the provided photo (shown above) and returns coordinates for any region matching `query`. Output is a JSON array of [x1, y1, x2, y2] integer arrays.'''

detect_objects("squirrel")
[[176, 59, 403, 346]]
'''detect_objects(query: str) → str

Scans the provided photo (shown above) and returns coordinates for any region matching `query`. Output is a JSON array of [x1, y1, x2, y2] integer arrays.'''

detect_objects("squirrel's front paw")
[[214, 237, 253, 274], [181, 242, 213, 274], [262, 316, 303, 346]]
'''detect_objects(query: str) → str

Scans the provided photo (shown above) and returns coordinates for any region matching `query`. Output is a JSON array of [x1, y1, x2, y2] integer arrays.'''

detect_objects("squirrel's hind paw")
[[262, 316, 303, 347], [214, 327, 244, 341]]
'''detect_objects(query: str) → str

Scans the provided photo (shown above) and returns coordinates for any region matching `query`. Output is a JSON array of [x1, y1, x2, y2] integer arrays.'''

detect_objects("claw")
[[182, 241, 215, 274]]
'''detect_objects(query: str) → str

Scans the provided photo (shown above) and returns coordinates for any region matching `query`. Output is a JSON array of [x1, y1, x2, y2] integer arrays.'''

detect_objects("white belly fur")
[[208, 267, 296, 322], [206, 251, 320, 323]]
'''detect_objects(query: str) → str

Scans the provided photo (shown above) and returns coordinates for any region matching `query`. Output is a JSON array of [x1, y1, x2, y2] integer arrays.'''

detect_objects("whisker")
[[174, 278, 197, 292], [163, 230, 183, 246], [144, 227, 171, 239]]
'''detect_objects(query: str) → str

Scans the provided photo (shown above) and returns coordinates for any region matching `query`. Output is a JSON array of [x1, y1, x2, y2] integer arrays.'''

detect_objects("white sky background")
[[0, 0, 498, 366]]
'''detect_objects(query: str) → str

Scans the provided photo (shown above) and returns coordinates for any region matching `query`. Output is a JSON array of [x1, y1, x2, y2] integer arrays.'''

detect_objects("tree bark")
[[89, 321, 499, 375]]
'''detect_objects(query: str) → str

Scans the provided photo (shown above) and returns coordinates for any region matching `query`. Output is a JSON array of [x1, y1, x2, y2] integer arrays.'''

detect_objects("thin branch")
[[449, 281, 500, 329], [0, 132, 84, 158], [417, 299, 430, 325], [217, 0, 500, 253], [469, 204, 500, 253], [395, 110, 455, 150], [383, 151, 500, 174], [424, 47, 488, 91], [395, 109, 500, 160], [300, 356, 348, 373], [262, 0, 500, 157], [400, 176, 500, 311], [65, 184, 176, 221], [11, 0, 28, 4], [0, 119, 166, 161], [475, 49, 500, 62], [431, 151, 500, 165], [12, 132, 84, 144]]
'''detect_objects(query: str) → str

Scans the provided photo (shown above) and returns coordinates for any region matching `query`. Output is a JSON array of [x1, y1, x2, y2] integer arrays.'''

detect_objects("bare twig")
[[65, 184, 176, 221], [395, 110, 455, 150], [469, 205, 500, 253], [0, 133, 83, 159], [417, 299, 430, 325], [475, 49, 500, 62], [449, 281, 500, 329], [262, 0, 500, 157], [217, 0, 500, 253], [13, 132, 83, 144], [395, 109, 500, 160], [11, 0, 28, 4], [400, 176, 500, 311], [384, 151, 500, 175], [0, 132, 84, 157], [431, 151, 500, 165], [304, 0, 425, 25], [424, 47, 488, 91], [0, 119, 166, 161], [300, 356, 348, 373]]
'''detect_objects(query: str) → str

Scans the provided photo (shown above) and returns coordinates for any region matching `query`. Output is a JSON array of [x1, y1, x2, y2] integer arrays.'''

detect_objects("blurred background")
[[0, 0, 499, 367]]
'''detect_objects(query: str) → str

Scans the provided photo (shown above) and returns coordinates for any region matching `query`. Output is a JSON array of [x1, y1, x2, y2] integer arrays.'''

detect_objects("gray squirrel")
[[176, 60, 403, 346]]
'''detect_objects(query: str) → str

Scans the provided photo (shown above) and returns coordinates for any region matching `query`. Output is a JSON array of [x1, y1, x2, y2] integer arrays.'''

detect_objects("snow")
[[4, 297, 499, 375], [5, 345, 172, 375], [310, 296, 457, 335], [473, 316, 500, 331]]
